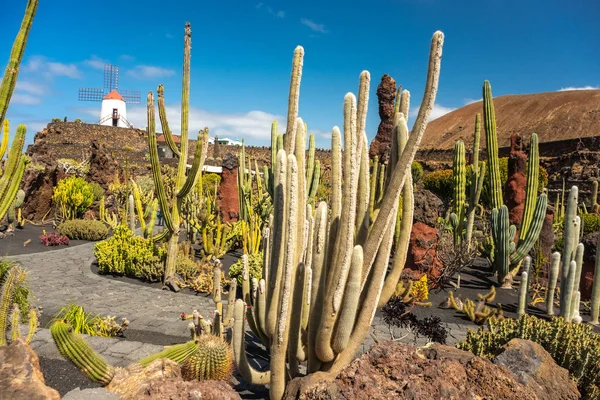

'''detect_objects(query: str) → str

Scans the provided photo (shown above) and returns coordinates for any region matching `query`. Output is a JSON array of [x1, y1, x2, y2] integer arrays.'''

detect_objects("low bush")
[[53, 176, 95, 219], [40, 232, 69, 246], [58, 219, 109, 241], [228, 252, 263, 286], [411, 161, 424, 184], [582, 213, 600, 235], [94, 225, 166, 282], [458, 315, 600, 399], [88, 182, 105, 202]]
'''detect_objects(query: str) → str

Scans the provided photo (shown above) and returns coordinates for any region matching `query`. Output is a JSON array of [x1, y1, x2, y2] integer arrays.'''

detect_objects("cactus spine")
[[146, 22, 209, 288], [180, 334, 233, 381], [232, 31, 444, 400]]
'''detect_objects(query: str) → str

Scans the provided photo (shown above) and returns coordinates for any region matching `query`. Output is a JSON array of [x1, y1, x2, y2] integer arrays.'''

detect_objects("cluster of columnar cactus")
[[0, 265, 37, 346], [146, 22, 209, 288], [541, 186, 592, 323], [483, 81, 547, 287], [131, 179, 158, 238], [450, 114, 486, 248], [0, 0, 37, 222], [231, 31, 444, 400]]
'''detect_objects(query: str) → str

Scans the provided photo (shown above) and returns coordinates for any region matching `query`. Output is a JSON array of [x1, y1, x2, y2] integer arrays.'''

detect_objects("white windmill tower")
[[78, 64, 140, 128]]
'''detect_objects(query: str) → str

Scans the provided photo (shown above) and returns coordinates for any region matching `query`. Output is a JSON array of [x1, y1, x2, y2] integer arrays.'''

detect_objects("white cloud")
[[557, 86, 599, 91], [127, 65, 176, 79], [23, 56, 82, 79], [256, 3, 285, 18], [166, 33, 174, 39], [409, 103, 456, 121], [83, 55, 108, 70], [120, 54, 135, 61], [11, 93, 42, 105], [78, 104, 285, 143], [300, 18, 328, 33], [464, 97, 482, 105], [15, 81, 47, 96]]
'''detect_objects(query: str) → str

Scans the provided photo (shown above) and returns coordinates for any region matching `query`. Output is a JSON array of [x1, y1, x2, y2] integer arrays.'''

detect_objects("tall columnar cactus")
[[465, 114, 486, 245], [232, 31, 444, 400], [487, 128, 547, 286], [483, 80, 503, 210], [517, 256, 531, 316], [146, 22, 209, 289], [450, 140, 466, 246], [0, 0, 37, 221], [131, 179, 157, 238], [545, 252, 561, 316]]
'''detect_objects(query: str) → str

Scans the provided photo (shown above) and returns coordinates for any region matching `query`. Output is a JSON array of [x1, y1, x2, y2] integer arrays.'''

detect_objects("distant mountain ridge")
[[420, 89, 600, 151]]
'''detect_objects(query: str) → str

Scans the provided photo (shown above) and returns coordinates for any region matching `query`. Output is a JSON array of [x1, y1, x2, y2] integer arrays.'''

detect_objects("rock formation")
[[284, 339, 579, 400], [369, 74, 397, 160], [0, 339, 61, 400]]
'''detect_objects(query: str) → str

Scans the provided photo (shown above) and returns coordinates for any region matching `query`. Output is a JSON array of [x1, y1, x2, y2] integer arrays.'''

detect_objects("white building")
[[99, 90, 131, 128]]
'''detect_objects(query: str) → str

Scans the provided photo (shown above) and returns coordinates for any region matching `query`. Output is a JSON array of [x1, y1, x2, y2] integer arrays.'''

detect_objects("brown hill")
[[420, 89, 600, 151]]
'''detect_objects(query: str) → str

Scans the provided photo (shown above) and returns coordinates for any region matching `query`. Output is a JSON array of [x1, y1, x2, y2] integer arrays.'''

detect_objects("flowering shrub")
[[40, 232, 70, 246]]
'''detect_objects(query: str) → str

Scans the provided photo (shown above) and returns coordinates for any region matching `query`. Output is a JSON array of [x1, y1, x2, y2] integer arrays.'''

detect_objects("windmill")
[[78, 64, 140, 128]]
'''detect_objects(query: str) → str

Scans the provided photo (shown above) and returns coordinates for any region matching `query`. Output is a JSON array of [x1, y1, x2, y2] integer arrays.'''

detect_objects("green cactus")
[[0, 0, 37, 221], [146, 22, 209, 289], [517, 257, 531, 316], [180, 334, 233, 381], [50, 320, 115, 384], [465, 114, 486, 246], [482, 80, 503, 210], [487, 131, 547, 286], [231, 30, 444, 400], [450, 140, 466, 246], [592, 180, 598, 212], [0, 265, 37, 346]]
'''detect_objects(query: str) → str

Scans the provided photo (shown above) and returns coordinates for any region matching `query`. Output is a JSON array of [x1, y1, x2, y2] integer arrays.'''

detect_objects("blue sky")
[[2, 0, 599, 147]]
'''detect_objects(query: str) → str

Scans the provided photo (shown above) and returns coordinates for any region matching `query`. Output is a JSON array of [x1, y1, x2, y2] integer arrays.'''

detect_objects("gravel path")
[[7, 242, 473, 355]]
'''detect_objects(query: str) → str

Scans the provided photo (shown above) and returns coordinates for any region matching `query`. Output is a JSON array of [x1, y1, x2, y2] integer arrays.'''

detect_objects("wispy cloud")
[[409, 103, 456, 121], [120, 54, 135, 61], [127, 65, 176, 79], [256, 3, 285, 18], [464, 97, 482, 105], [166, 33, 174, 39], [11, 93, 42, 105], [83, 55, 108, 70], [557, 86, 599, 91], [300, 18, 328, 33], [23, 56, 82, 79]]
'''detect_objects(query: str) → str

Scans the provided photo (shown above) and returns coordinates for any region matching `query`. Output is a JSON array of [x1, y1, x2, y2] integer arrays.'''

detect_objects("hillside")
[[420, 89, 600, 151]]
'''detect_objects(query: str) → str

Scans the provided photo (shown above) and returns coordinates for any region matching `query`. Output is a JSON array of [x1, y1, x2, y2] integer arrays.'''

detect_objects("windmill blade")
[[104, 64, 119, 91], [120, 89, 141, 104], [78, 88, 104, 102]]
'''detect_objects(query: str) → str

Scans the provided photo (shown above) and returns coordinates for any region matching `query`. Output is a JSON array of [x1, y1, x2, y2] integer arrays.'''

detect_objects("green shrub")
[[582, 213, 600, 235], [88, 182, 105, 202], [458, 315, 600, 399], [423, 169, 454, 205], [0, 261, 30, 321], [202, 173, 221, 197], [52, 176, 95, 219], [58, 219, 109, 241], [94, 225, 166, 282], [229, 252, 263, 286], [411, 161, 424, 184], [423, 157, 549, 208]]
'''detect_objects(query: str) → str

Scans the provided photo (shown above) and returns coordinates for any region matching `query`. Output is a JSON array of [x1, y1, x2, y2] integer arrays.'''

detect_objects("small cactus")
[[181, 334, 233, 381]]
